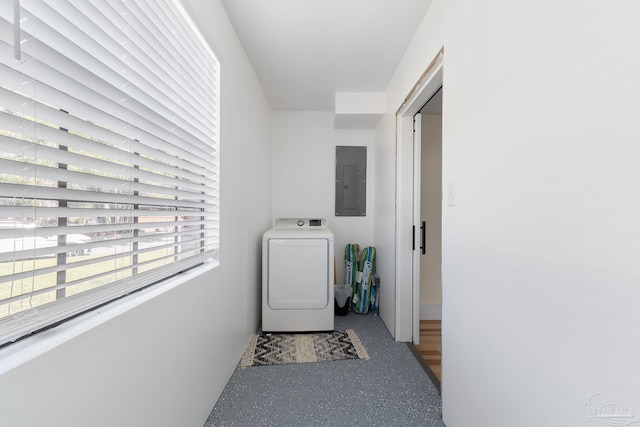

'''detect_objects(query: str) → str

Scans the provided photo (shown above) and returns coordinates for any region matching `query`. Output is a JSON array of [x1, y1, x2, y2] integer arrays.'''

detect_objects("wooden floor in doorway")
[[416, 320, 442, 381]]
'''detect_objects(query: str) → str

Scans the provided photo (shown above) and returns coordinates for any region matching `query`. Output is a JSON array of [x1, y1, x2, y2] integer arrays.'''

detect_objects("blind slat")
[[2, 233, 217, 284], [0, 39, 216, 168], [19, 0, 215, 146], [0, 183, 212, 210], [0, 226, 215, 263], [0, 150, 217, 202], [54, 0, 217, 134], [0, 61, 218, 171], [0, 88, 213, 178], [0, 219, 217, 239], [2, 11, 215, 159], [0, 114, 216, 188]]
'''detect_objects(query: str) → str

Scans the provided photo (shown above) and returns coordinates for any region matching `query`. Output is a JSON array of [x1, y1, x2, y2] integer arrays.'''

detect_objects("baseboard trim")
[[419, 304, 442, 320]]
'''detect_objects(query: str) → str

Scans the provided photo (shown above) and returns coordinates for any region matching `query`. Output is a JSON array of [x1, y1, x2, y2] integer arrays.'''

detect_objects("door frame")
[[395, 48, 444, 342]]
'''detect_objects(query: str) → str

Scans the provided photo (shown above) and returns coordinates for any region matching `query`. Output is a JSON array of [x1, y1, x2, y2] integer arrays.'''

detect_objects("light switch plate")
[[447, 182, 456, 207]]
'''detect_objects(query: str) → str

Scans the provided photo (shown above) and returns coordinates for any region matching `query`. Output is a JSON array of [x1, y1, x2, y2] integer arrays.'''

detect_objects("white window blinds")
[[0, 0, 220, 346]]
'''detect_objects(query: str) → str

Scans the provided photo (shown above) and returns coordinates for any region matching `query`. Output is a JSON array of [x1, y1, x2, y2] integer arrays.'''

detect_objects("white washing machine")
[[262, 218, 334, 332]]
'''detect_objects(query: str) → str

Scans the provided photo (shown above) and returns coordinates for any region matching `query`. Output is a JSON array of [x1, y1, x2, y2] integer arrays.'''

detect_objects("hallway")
[[205, 315, 443, 426]]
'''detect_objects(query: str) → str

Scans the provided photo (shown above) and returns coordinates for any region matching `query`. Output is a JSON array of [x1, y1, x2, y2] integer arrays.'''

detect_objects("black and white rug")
[[240, 329, 369, 368]]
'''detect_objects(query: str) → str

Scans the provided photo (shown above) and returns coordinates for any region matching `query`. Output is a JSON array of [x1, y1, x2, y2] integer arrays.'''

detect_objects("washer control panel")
[[274, 218, 327, 229]]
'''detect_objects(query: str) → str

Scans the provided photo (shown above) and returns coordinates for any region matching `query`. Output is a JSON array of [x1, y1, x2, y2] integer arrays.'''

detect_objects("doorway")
[[394, 48, 443, 344], [414, 87, 443, 381]]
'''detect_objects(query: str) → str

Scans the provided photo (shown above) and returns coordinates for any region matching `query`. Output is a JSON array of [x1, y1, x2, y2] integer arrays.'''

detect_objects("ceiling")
[[209, 0, 433, 111]]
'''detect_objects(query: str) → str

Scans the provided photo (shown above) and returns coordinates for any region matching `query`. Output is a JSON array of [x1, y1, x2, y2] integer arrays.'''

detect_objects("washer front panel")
[[267, 238, 329, 309]]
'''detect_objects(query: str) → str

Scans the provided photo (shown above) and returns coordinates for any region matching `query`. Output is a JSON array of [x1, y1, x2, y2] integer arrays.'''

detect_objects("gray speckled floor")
[[204, 314, 444, 427]]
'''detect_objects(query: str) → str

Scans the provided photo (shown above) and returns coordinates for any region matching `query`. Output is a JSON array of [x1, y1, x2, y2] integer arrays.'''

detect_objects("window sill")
[[0, 258, 219, 376]]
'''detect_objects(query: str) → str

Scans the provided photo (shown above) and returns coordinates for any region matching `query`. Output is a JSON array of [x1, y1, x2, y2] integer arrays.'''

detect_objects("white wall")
[[272, 111, 375, 285], [373, 112, 397, 335], [0, 1, 273, 426], [378, 0, 640, 425]]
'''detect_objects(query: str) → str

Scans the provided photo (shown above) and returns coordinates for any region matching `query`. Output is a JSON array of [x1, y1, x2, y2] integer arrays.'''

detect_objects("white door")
[[412, 113, 422, 344], [419, 109, 443, 324], [268, 238, 329, 309], [412, 107, 444, 344]]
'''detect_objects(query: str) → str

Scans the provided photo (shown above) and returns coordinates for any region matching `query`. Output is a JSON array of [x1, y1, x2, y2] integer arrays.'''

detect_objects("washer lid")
[[274, 218, 327, 229]]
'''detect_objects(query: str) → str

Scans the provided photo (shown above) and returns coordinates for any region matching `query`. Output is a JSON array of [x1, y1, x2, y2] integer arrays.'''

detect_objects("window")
[[0, 0, 220, 346]]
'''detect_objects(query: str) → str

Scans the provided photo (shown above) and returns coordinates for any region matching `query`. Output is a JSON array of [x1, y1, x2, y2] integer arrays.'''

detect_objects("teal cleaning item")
[[344, 243, 359, 291], [370, 274, 380, 315], [352, 246, 376, 314]]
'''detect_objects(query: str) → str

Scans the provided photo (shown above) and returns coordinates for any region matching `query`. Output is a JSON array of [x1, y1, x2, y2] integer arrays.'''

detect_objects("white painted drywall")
[[420, 113, 442, 319], [378, 0, 640, 425], [0, 1, 273, 426], [373, 111, 397, 336], [272, 111, 375, 287], [335, 92, 386, 115]]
